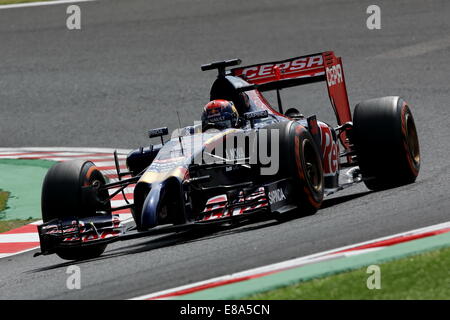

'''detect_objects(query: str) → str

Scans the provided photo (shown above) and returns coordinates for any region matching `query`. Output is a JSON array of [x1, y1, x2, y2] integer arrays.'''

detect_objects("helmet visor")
[[210, 119, 233, 130]]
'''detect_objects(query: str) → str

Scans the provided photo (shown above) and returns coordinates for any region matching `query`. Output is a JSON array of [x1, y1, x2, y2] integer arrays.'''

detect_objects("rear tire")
[[41, 160, 111, 260], [353, 96, 420, 190]]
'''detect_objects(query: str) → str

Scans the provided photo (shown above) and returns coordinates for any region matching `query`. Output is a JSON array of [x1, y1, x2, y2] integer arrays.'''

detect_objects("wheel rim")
[[303, 139, 322, 192], [84, 166, 111, 213], [405, 113, 420, 166]]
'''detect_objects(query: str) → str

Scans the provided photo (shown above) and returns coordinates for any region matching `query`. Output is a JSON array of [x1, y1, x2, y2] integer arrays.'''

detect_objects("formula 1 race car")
[[36, 51, 420, 260]]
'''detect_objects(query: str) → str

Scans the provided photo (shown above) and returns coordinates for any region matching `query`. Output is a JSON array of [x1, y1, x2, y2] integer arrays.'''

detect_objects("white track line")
[[0, 0, 95, 10], [133, 248, 387, 300], [111, 200, 132, 207], [0, 153, 103, 158], [0, 152, 127, 157], [0, 156, 125, 163], [0, 147, 131, 155], [132, 221, 450, 300], [91, 161, 122, 167], [115, 213, 133, 220], [0, 233, 40, 243]]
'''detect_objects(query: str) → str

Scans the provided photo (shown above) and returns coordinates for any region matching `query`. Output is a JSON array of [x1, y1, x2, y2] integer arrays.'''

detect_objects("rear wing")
[[230, 52, 325, 87], [230, 51, 352, 147]]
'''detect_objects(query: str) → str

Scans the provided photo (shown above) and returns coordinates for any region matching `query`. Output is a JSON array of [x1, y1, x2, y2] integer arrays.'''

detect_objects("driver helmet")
[[201, 99, 240, 131]]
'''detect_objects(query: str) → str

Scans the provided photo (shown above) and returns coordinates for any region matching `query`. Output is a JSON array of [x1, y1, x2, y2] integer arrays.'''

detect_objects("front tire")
[[266, 121, 324, 215], [353, 96, 420, 190], [41, 160, 111, 260]]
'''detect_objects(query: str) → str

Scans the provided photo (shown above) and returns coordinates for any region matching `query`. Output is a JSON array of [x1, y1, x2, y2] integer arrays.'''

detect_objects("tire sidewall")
[[291, 124, 324, 209], [265, 120, 324, 212]]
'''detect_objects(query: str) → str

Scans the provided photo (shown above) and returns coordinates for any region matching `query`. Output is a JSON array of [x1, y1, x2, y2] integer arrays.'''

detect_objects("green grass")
[[0, 159, 54, 221], [0, 218, 37, 233], [0, 0, 53, 4], [247, 247, 450, 299], [0, 190, 9, 212], [0, 190, 38, 232]]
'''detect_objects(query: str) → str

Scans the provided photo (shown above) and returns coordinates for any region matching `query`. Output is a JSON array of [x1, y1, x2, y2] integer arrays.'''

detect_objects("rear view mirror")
[[148, 127, 169, 145], [148, 127, 169, 138]]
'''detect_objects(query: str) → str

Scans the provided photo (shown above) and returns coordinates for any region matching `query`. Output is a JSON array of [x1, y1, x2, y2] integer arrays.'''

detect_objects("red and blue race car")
[[36, 51, 420, 260]]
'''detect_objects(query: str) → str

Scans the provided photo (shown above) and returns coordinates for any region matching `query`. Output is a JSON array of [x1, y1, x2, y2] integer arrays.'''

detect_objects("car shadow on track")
[[320, 190, 372, 209], [28, 219, 281, 273], [28, 190, 373, 273]]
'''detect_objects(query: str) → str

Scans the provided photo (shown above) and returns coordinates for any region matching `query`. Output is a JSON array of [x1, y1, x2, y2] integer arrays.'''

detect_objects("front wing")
[[35, 179, 297, 256]]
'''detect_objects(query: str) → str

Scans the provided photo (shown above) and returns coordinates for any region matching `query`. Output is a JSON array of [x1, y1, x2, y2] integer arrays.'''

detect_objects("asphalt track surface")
[[1, 0, 450, 299]]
